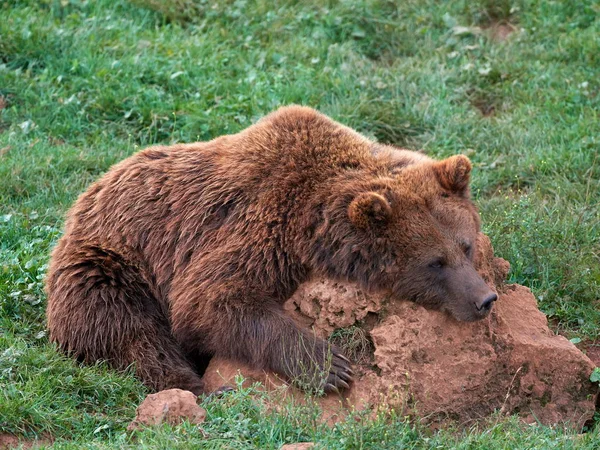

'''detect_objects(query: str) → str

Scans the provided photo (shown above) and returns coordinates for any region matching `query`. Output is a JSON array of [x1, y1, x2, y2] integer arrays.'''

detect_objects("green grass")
[[1, 0, 599, 447]]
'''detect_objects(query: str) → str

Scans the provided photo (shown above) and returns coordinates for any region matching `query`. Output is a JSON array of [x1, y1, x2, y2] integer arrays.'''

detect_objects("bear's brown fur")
[[46, 106, 496, 395]]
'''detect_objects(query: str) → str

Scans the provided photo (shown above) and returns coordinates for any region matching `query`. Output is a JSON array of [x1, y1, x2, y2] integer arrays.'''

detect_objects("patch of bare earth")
[[0, 434, 52, 450], [471, 97, 497, 117], [486, 21, 517, 42]]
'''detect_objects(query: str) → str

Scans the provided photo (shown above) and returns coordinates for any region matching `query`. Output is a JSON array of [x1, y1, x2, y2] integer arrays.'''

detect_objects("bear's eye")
[[462, 244, 472, 257], [428, 259, 445, 269]]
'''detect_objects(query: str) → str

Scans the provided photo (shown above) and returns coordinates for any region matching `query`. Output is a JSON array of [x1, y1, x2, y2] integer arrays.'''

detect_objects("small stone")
[[128, 389, 206, 431]]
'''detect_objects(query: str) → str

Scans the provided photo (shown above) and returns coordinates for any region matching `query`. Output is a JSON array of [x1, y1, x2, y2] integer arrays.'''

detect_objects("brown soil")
[[0, 434, 51, 450], [471, 97, 497, 117], [583, 344, 600, 367], [202, 233, 598, 430], [487, 22, 517, 42]]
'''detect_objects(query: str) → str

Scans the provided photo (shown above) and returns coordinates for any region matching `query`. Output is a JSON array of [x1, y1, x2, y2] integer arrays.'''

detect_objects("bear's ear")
[[348, 192, 392, 229], [434, 155, 472, 194]]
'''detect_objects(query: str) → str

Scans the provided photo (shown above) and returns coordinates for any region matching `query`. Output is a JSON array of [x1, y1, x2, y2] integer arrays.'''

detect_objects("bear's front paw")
[[279, 338, 354, 394], [323, 346, 354, 394]]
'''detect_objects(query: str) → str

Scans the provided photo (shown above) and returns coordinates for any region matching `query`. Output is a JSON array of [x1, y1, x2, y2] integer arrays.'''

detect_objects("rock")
[[280, 444, 315, 450], [202, 233, 598, 429], [128, 389, 206, 430]]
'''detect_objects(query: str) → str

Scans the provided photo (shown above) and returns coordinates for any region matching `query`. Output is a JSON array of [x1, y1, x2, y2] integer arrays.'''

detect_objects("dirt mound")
[[128, 389, 206, 430], [203, 234, 598, 429]]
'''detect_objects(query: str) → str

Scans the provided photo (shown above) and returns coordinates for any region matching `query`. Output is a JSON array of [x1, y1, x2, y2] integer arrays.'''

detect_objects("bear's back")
[[52, 106, 404, 296]]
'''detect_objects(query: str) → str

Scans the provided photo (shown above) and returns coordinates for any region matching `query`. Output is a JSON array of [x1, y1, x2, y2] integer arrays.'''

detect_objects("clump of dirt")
[[128, 389, 206, 430], [202, 233, 598, 429], [284, 280, 384, 338], [0, 96, 6, 111]]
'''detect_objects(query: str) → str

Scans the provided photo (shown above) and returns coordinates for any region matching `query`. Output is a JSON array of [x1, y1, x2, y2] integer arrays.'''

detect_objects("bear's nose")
[[477, 293, 498, 312]]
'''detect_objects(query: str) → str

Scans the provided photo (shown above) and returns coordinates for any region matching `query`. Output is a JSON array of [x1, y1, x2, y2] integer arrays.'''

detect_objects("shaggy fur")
[[46, 106, 495, 395]]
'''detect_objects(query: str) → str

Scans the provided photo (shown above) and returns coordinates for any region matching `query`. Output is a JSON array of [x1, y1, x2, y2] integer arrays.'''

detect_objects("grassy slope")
[[0, 0, 598, 447]]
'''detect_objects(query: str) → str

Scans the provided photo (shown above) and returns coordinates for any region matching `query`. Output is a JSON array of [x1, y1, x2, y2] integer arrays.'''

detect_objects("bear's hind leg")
[[46, 246, 205, 395]]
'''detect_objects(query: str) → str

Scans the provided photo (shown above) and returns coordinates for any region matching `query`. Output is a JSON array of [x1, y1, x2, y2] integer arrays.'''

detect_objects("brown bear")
[[45, 106, 496, 396]]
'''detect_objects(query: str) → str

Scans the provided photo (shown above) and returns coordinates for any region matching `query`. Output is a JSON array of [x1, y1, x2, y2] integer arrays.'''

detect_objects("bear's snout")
[[475, 293, 498, 313], [440, 264, 499, 322]]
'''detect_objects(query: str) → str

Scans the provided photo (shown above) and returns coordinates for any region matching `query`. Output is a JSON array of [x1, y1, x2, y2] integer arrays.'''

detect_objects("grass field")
[[1, 0, 599, 448]]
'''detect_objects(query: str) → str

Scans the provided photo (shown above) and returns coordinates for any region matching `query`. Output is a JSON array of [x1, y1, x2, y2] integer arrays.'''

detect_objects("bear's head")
[[315, 155, 497, 322]]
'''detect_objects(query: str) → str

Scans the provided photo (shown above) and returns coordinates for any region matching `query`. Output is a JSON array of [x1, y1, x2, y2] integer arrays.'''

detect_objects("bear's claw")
[[209, 385, 235, 398], [324, 383, 340, 394], [335, 353, 351, 363], [337, 370, 353, 382], [324, 348, 354, 392]]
